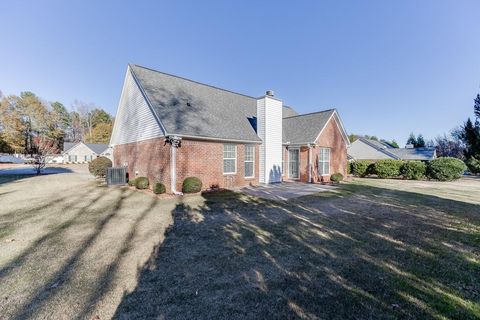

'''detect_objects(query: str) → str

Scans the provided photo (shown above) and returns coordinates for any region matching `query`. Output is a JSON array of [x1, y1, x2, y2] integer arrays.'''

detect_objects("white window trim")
[[244, 145, 255, 179], [223, 144, 237, 175], [318, 147, 331, 176], [288, 148, 300, 180]]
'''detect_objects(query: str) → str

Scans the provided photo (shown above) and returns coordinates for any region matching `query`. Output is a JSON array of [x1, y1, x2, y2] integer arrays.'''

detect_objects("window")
[[244, 145, 254, 178], [223, 144, 236, 174], [318, 148, 330, 175]]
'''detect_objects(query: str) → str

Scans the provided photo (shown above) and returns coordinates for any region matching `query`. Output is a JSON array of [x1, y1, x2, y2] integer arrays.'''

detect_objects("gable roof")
[[283, 109, 347, 145], [63, 142, 109, 154], [348, 138, 436, 161], [388, 148, 436, 161], [130, 65, 261, 143]]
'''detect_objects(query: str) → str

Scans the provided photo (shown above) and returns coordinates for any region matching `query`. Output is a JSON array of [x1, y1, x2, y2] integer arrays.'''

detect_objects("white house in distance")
[[62, 142, 113, 163], [348, 137, 436, 161]]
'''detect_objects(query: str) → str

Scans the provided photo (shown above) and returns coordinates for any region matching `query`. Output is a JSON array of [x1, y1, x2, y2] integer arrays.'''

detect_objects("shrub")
[[351, 160, 371, 177], [466, 157, 480, 175], [88, 156, 112, 177], [127, 178, 136, 186], [153, 182, 166, 194], [346, 162, 351, 175], [330, 173, 344, 182], [400, 161, 426, 180], [182, 177, 202, 193], [427, 157, 467, 181], [135, 176, 149, 189], [373, 159, 403, 178]]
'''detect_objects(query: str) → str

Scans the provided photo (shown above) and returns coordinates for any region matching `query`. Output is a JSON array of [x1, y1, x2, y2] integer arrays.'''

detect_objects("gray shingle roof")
[[282, 110, 335, 144], [85, 144, 109, 154], [282, 106, 298, 118], [349, 138, 436, 161], [63, 142, 76, 152], [129, 64, 338, 145], [63, 142, 108, 154], [388, 148, 436, 161], [130, 65, 261, 142]]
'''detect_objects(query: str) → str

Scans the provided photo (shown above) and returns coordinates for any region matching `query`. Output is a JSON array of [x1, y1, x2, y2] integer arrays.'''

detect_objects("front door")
[[288, 149, 300, 179]]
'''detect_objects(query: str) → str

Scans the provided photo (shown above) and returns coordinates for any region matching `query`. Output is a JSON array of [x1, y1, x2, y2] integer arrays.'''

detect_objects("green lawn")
[[1, 171, 479, 319]]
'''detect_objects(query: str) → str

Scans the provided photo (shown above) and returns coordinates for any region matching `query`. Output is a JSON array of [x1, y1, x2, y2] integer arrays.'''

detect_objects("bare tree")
[[72, 100, 95, 143], [32, 136, 58, 175]]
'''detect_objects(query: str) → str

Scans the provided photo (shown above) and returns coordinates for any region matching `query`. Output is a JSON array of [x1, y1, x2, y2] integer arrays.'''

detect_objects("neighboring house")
[[348, 137, 436, 161], [63, 142, 112, 163], [110, 64, 350, 193]]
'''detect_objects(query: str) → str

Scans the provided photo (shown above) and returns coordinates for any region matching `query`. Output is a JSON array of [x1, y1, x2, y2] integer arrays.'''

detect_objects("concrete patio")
[[239, 181, 338, 200]]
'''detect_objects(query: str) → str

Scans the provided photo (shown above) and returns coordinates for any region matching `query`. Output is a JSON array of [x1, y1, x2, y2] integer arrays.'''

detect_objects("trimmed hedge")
[[135, 176, 149, 189], [427, 157, 466, 181], [351, 160, 372, 177], [128, 178, 136, 186], [400, 161, 426, 180], [153, 182, 166, 194], [466, 157, 480, 175], [330, 173, 344, 182], [182, 177, 202, 193], [373, 159, 403, 178], [88, 156, 112, 177]]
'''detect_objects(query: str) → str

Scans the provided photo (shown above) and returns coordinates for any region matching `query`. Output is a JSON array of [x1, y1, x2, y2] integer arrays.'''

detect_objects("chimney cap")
[[266, 90, 274, 97]]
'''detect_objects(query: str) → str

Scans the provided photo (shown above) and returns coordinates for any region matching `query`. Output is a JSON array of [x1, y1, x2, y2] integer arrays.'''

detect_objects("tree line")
[[0, 91, 113, 155]]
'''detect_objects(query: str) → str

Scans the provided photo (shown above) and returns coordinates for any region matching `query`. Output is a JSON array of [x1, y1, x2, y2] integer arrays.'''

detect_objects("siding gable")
[[110, 67, 165, 145]]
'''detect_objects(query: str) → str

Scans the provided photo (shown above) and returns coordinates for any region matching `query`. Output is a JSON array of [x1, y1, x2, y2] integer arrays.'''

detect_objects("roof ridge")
[[131, 64, 257, 100], [283, 108, 336, 119], [359, 138, 400, 159]]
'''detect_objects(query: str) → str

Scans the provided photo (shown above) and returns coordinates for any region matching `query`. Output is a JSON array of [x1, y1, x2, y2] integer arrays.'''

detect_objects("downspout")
[[308, 144, 312, 183], [166, 136, 183, 195]]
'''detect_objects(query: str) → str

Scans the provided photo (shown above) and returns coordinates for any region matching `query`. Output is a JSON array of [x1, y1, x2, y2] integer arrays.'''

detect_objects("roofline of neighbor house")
[[357, 137, 401, 160]]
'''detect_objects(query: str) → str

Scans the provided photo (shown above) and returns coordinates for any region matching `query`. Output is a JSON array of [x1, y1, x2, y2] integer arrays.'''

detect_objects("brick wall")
[[113, 137, 259, 192], [312, 117, 348, 182], [113, 137, 171, 189], [284, 117, 347, 183]]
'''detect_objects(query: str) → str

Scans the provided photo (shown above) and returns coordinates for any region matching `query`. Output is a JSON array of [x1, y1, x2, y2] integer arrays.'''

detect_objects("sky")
[[1, 0, 479, 145]]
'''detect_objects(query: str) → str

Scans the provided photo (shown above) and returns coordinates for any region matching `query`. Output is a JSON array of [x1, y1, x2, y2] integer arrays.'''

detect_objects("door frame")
[[288, 148, 300, 180]]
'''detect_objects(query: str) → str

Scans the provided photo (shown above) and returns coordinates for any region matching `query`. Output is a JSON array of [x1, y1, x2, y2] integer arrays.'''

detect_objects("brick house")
[[110, 65, 349, 193]]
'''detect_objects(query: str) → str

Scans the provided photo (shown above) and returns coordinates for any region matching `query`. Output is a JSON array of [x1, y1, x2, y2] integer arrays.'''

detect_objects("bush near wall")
[[373, 159, 404, 178], [400, 161, 426, 180], [135, 177, 149, 189], [128, 178, 136, 186], [182, 177, 202, 193], [330, 173, 344, 182], [427, 157, 467, 181], [88, 156, 112, 177], [153, 182, 166, 194], [351, 160, 372, 177]]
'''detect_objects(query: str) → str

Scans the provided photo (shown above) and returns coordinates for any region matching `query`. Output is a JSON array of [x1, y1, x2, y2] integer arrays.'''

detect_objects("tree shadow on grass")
[[113, 186, 480, 320]]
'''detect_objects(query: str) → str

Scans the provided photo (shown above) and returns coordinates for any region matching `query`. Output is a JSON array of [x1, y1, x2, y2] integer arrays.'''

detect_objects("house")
[[63, 142, 112, 163], [110, 65, 349, 193], [347, 137, 436, 161]]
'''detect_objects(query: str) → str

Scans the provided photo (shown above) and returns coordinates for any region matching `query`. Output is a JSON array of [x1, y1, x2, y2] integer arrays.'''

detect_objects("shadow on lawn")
[[113, 185, 480, 320], [1, 184, 157, 320]]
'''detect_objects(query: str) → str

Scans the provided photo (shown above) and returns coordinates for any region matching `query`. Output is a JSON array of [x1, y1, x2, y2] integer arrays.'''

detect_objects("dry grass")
[[0, 165, 181, 319], [115, 178, 480, 319], [1, 170, 479, 319]]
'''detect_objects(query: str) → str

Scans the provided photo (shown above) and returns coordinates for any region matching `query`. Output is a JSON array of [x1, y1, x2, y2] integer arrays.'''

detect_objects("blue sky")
[[1, 0, 479, 145]]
